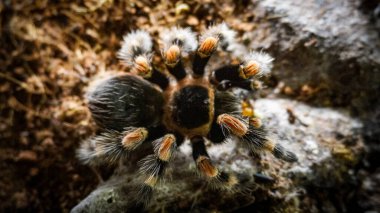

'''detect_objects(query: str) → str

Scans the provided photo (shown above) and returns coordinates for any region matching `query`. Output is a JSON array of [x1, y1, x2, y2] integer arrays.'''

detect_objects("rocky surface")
[[249, 0, 380, 111], [72, 98, 364, 213]]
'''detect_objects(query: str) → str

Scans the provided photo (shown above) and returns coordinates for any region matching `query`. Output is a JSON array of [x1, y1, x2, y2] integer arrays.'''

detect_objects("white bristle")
[[199, 22, 237, 51], [78, 128, 146, 166], [243, 51, 274, 76], [118, 30, 153, 65], [161, 27, 198, 53], [77, 138, 99, 166]]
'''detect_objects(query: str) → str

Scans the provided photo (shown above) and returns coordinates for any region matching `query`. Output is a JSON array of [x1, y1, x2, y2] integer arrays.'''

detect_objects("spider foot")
[[77, 127, 148, 166], [137, 134, 177, 204], [217, 113, 298, 163], [191, 136, 239, 190]]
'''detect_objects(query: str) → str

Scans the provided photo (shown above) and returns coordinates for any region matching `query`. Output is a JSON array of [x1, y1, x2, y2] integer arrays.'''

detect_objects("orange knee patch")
[[239, 60, 260, 79], [165, 45, 181, 66], [133, 56, 152, 78], [196, 156, 219, 178], [198, 37, 218, 57], [217, 114, 248, 137], [121, 128, 148, 150], [158, 134, 176, 161]]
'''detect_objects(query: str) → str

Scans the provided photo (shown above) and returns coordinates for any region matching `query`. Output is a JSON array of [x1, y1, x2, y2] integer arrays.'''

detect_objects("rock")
[[248, 0, 380, 111], [72, 98, 364, 212]]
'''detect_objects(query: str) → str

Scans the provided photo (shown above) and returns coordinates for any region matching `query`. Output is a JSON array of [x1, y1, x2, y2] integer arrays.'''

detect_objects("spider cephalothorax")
[[78, 23, 297, 206]]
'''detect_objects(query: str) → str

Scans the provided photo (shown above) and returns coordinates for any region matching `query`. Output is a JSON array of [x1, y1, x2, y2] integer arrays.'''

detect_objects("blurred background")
[[0, 0, 379, 212]]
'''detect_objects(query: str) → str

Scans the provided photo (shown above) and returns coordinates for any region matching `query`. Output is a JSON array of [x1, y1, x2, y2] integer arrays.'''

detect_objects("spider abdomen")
[[87, 75, 164, 131]]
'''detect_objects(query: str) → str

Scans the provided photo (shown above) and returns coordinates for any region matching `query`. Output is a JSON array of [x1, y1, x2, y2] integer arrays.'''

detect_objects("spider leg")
[[160, 27, 197, 81], [163, 45, 187, 80], [193, 50, 214, 77], [130, 54, 171, 90], [211, 65, 260, 91], [77, 127, 149, 166], [207, 90, 240, 144], [210, 65, 254, 92], [117, 30, 170, 90], [191, 136, 238, 190], [211, 51, 273, 91], [144, 66, 170, 90], [211, 64, 242, 83], [216, 78, 260, 92], [208, 122, 228, 144], [137, 133, 183, 205], [217, 113, 298, 162], [193, 36, 219, 77], [193, 23, 236, 77]]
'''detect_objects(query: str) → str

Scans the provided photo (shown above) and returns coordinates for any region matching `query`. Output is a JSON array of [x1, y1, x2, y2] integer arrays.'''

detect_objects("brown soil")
[[0, 0, 260, 211]]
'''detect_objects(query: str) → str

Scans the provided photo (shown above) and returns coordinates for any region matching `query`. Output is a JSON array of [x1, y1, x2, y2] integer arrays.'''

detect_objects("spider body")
[[87, 75, 164, 131], [164, 77, 214, 137], [78, 24, 298, 207]]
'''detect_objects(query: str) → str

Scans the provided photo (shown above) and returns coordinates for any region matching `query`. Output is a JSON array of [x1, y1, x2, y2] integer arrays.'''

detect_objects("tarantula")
[[78, 23, 297, 205]]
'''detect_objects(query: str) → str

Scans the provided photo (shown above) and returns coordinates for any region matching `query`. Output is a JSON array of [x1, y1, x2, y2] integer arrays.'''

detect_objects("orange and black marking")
[[133, 56, 152, 78], [121, 127, 148, 150], [211, 64, 261, 90], [132, 56, 170, 90], [163, 77, 215, 137], [157, 134, 176, 162], [191, 136, 240, 189], [138, 133, 178, 202], [239, 60, 260, 79], [164, 44, 187, 80], [164, 45, 181, 66], [191, 136, 217, 177], [196, 155, 219, 178], [217, 114, 248, 137], [198, 37, 219, 58], [193, 36, 219, 77]]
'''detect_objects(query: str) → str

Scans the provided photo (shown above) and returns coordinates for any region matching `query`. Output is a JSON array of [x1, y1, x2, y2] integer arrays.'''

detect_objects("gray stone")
[[248, 0, 380, 110]]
